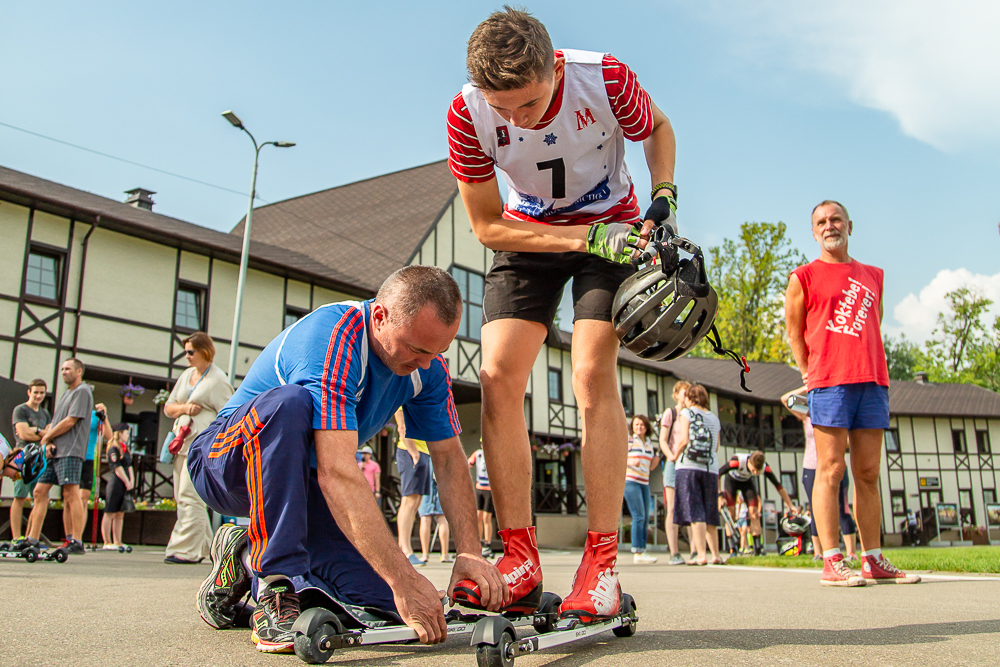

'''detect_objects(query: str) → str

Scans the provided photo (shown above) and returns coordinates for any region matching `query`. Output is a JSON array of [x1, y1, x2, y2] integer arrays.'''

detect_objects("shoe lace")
[[832, 559, 855, 577], [272, 591, 300, 628], [875, 556, 901, 574]]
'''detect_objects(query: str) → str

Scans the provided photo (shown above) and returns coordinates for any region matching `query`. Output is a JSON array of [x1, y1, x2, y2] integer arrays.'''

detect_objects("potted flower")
[[120, 382, 145, 406], [153, 388, 171, 406]]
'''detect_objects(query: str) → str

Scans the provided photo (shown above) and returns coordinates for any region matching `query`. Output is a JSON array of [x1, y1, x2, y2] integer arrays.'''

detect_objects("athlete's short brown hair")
[[749, 450, 766, 471], [466, 6, 555, 91]]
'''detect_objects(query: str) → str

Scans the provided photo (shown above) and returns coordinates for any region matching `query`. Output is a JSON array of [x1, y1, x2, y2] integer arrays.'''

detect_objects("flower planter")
[[22, 508, 176, 546]]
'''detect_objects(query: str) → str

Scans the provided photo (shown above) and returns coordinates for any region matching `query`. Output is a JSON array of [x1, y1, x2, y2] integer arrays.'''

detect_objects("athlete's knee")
[[271, 384, 313, 418], [817, 459, 846, 485], [570, 359, 616, 399], [479, 367, 527, 409]]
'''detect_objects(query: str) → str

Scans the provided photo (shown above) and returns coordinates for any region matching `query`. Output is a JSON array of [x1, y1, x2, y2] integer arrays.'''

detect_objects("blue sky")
[[2, 1, 998, 342]]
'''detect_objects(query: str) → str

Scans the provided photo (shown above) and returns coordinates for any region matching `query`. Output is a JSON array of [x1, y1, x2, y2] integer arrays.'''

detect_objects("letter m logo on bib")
[[575, 108, 596, 130]]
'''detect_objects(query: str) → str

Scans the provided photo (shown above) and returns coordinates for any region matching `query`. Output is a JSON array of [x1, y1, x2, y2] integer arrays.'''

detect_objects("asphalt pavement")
[[3, 547, 999, 667]]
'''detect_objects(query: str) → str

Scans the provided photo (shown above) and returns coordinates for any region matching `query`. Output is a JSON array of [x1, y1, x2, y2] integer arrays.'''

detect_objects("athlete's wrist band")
[[651, 182, 678, 201]]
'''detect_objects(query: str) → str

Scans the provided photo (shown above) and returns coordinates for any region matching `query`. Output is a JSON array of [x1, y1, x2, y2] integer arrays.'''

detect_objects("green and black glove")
[[586, 222, 642, 264]]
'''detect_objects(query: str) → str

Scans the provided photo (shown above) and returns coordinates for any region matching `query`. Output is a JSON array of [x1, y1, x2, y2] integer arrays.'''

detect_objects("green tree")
[[883, 334, 922, 381], [924, 286, 995, 386], [703, 221, 808, 362], [968, 315, 1000, 391]]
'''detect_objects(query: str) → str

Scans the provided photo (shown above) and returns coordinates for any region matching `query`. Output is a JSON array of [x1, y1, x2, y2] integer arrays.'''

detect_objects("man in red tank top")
[[785, 201, 919, 587]]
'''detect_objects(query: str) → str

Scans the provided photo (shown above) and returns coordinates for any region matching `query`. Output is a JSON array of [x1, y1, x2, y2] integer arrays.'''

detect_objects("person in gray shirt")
[[10, 378, 51, 541], [26, 358, 93, 553]]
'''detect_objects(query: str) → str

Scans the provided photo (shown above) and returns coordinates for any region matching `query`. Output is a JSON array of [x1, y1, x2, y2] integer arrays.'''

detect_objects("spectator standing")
[[358, 445, 382, 505], [786, 200, 919, 586], [70, 403, 112, 547], [101, 424, 135, 550], [468, 446, 494, 558], [10, 379, 50, 541], [781, 386, 858, 562], [905, 508, 920, 546], [418, 464, 451, 563], [27, 359, 93, 553], [658, 381, 690, 565], [671, 384, 722, 565], [624, 415, 660, 564], [163, 332, 233, 564], [394, 408, 432, 567]]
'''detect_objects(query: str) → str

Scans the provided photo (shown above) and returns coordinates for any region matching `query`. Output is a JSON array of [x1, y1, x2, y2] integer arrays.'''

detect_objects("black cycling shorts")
[[476, 488, 494, 514], [483, 250, 634, 327], [723, 475, 759, 507]]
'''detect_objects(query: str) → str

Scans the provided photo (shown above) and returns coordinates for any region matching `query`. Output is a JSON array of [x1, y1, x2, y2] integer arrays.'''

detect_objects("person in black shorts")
[[102, 424, 135, 550], [719, 451, 797, 555]]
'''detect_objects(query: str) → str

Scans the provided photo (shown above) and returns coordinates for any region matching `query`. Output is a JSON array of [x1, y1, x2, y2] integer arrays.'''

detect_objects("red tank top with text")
[[792, 259, 890, 390]]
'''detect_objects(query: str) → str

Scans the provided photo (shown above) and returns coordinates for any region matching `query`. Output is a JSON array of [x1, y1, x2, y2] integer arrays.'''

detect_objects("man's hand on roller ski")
[[393, 570, 449, 644], [447, 551, 511, 612]]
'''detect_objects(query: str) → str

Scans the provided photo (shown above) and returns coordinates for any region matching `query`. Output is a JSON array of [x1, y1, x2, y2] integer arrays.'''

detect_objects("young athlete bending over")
[[718, 451, 796, 556], [448, 7, 677, 622], [190, 267, 506, 653]]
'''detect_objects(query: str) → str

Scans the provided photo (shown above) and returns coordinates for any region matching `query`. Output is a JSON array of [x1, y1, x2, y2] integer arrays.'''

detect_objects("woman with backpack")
[[658, 381, 690, 566], [672, 384, 722, 565]]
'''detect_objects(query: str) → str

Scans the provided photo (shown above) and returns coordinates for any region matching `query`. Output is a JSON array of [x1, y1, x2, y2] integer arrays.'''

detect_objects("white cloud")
[[886, 268, 1000, 343], [703, 0, 1000, 151]]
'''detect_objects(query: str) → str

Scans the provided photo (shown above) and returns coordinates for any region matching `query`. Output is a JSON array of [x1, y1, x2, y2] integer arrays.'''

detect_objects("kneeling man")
[[190, 266, 506, 653]]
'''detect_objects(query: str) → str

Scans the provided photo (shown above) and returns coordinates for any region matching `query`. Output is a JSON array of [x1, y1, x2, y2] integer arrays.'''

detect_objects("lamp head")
[[275, 142, 296, 148], [221, 110, 244, 129]]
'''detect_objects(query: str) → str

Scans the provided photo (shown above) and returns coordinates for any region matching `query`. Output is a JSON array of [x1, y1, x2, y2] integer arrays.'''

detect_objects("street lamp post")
[[221, 110, 295, 386]]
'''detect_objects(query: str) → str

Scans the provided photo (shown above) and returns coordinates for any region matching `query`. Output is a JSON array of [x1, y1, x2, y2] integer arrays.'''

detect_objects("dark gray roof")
[[230, 161, 458, 293], [887, 380, 1000, 418], [0, 165, 366, 296]]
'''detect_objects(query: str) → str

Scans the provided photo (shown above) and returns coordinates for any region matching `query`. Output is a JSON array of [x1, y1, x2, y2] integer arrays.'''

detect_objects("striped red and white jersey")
[[626, 436, 657, 485], [448, 50, 654, 227]]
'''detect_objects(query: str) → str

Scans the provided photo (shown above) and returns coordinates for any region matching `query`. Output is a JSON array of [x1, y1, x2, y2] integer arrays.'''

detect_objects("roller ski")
[[0, 540, 68, 563], [291, 585, 563, 664], [455, 529, 638, 666]]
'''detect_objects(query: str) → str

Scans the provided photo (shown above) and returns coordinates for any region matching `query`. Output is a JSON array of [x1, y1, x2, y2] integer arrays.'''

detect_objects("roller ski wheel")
[[612, 594, 638, 638], [45, 547, 69, 563], [476, 626, 516, 667], [292, 608, 344, 664], [531, 592, 562, 634], [0, 542, 10, 551], [24, 546, 40, 563]]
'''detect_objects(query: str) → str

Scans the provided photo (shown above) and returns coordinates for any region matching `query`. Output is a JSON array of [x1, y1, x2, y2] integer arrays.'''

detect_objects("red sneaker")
[[558, 531, 621, 623], [452, 526, 542, 614], [820, 553, 866, 587], [862, 554, 921, 584]]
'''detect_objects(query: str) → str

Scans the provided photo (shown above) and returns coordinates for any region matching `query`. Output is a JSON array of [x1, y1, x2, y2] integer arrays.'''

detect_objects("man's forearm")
[[642, 104, 676, 187], [789, 336, 809, 378], [43, 416, 78, 442], [469, 214, 588, 254], [430, 441, 481, 555], [14, 424, 42, 442]]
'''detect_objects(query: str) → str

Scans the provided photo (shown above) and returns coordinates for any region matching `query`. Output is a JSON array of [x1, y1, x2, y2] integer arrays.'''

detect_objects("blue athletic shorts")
[[396, 449, 432, 497], [808, 382, 889, 430]]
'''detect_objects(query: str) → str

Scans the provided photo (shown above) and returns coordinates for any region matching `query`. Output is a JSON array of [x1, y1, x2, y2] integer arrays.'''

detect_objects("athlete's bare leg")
[[706, 524, 720, 561], [664, 487, 679, 556], [10, 498, 28, 538], [813, 426, 849, 553], [480, 511, 494, 544], [479, 319, 548, 530], [397, 494, 421, 556], [845, 533, 857, 557], [748, 504, 761, 537], [570, 320, 628, 533], [848, 429, 884, 552]]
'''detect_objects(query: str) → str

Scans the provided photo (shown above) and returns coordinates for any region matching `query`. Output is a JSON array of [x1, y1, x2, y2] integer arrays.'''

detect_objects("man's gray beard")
[[822, 234, 846, 251]]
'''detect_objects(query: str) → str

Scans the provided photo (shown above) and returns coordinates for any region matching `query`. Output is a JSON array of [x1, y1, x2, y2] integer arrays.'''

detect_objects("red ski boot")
[[558, 531, 621, 623], [452, 526, 542, 614]]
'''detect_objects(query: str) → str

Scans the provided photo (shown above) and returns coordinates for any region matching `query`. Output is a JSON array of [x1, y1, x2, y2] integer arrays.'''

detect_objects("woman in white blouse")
[[162, 332, 233, 564]]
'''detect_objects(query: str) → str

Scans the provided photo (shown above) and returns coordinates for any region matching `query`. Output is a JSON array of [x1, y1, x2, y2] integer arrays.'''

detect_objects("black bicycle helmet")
[[612, 227, 751, 391], [18, 443, 48, 485], [613, 253, 718, 362]]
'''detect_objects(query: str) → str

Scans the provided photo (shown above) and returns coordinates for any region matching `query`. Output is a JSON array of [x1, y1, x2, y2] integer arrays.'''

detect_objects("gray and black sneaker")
[[251, 579, 300, 653], [197, 524, 251, 629], [68, 539, 86, 554]]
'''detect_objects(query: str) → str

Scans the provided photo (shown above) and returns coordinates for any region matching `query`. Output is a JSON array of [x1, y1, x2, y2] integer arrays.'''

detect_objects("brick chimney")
[[124, 188, 156, 211]]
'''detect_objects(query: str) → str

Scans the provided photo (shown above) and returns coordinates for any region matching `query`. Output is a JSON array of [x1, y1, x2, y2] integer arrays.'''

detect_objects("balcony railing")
[[719, 423, 804, 451]]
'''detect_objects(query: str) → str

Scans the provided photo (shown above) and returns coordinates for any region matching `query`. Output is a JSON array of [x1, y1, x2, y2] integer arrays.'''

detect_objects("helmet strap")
[[706, 324, 751, 393]]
